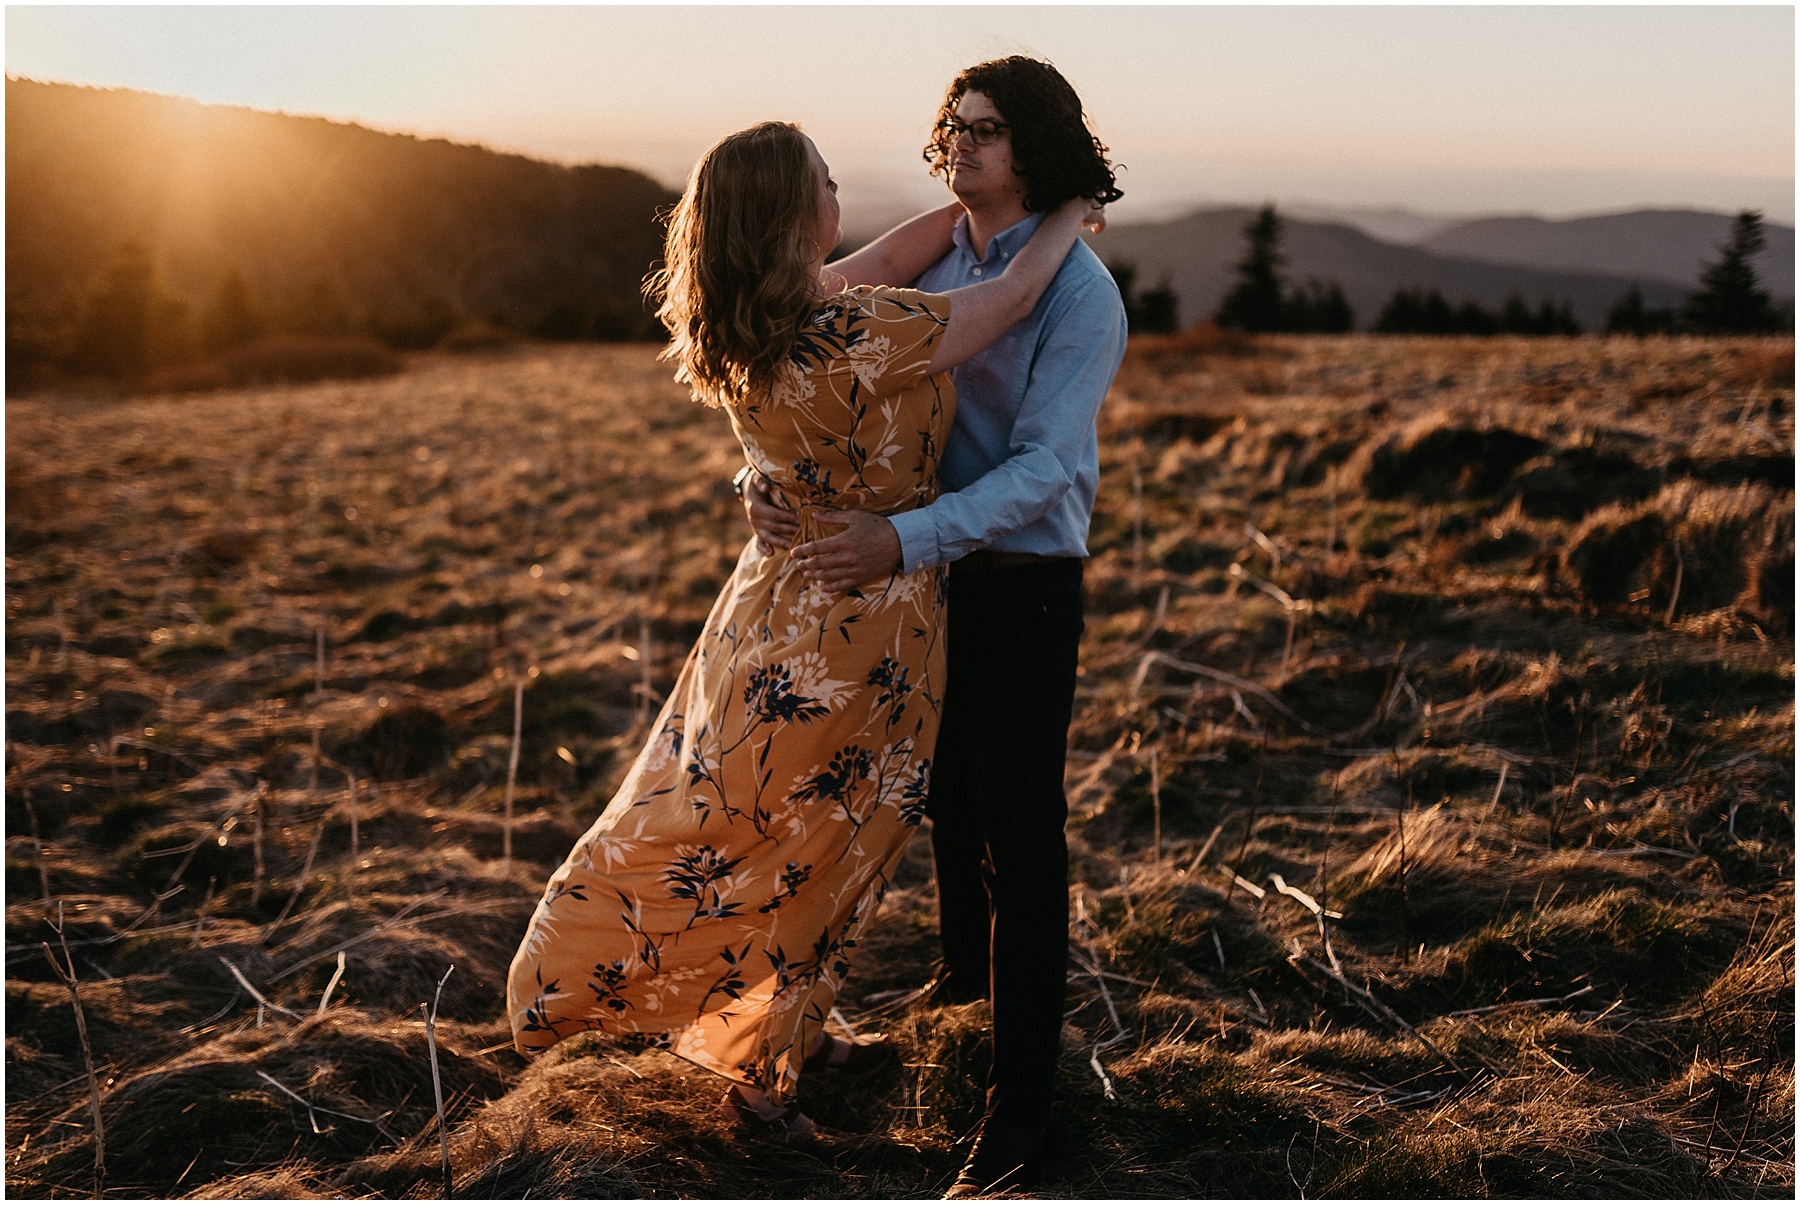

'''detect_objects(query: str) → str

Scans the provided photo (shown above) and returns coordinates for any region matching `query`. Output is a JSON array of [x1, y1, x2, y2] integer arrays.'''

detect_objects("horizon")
[[5, 72, 1791, 245], [5, 5, 1793, 231]]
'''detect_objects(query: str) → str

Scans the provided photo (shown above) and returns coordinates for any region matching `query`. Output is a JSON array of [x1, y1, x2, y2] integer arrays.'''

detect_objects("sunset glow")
[[7, 5, 1794, 229]]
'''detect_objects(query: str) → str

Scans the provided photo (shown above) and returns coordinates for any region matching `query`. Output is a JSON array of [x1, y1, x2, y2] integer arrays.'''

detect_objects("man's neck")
[[962, 198, 1032, 261]]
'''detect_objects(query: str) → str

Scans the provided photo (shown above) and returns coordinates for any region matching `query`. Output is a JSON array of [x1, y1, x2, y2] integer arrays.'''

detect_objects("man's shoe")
[[924, 968, 986, 1006], [944, 1119, 1046, 1198]]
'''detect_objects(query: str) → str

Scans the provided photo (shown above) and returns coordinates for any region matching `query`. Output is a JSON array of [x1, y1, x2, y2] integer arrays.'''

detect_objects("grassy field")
[[6, 333, 1793, 1198]]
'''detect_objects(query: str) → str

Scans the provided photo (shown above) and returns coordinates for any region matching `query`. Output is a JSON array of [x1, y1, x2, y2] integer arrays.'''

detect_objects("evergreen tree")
[[1498, 294, 1536, 334], [202, 268, 264, 354], [1132, 281, 1180, 334], [1455, 300, 1498, 336], [1605, 286, 1646, 335], [1286, 279, 1354, 333], [1214, 205, 1288, 332], [68, 242, 187, 378], [1373, 288, 1424, 333], [1683, 211, 1784, 334], [1375, 287, 1462, 334], [1107, 261, 1181, 334], [1538, 299, 1581, 336]]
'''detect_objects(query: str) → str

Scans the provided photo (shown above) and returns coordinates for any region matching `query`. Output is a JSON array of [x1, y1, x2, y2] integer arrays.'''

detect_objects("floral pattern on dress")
[[507, 287, 953, 1105]]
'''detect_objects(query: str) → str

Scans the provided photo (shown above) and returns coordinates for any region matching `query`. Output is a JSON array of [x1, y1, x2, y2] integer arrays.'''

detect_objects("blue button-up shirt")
[[888, 212, 1128, 573]]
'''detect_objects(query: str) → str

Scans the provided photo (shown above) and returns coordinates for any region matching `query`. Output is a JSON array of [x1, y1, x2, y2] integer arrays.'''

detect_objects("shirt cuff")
[[887, 509, 938, 575]]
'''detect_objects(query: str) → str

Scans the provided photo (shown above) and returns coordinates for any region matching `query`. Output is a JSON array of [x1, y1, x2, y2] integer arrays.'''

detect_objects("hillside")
[[1088, 208, 1692, 330], [5, 79, 678, 372], [5, 334, 1792, 1198], [1422, 210, 1796, 299]]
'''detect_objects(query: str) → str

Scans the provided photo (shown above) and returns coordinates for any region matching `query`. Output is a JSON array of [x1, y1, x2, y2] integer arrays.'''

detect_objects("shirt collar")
[[951, 210, 1046, 265]]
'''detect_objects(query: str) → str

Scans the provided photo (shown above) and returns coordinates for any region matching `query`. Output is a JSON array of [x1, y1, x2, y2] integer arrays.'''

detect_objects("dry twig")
[[42, 904, 106, 1190], [423, 964, 456, 1196], [256, 1070, 397, 1141], [317, 950, 348, 1014], [502, 678, 523, 877], [219, 956, 304, 1020]]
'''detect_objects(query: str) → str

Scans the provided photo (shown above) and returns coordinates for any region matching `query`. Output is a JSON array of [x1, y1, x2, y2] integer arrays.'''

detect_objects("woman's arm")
[[925, 197, 1099, 375], [827, 202, 965, 289]]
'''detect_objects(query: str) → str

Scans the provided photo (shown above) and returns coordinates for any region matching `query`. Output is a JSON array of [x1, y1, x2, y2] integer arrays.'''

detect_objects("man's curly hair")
[[923, 56, 1123, 213]]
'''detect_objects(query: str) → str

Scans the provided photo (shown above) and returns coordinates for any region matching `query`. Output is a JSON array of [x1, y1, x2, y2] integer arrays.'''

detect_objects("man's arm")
[[889, 274, 1127, 571], [793, 272, 1127, 591]]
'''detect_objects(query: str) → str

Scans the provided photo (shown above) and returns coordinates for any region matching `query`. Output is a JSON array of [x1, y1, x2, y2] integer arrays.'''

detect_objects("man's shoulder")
[[1054, 240, 1123, 301], [1040, 240, 1125, 331]]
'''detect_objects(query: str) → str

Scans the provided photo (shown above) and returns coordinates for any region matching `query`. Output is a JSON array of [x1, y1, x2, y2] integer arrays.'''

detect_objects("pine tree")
[[1538, 299, 1581, 336], [1683, 211, 1783, 334], [1107, 261, 1181, 334], [70, 242, 159, 377], [1374, 288, 1424, 333], [1606, 286, 1650, 336], [1454, 300, 1498, 336], [1214, 205, 1288, 332], [1285, 279, 1354, 333], [1498, 294, 1535, 335], [1132, 281, 1180, 334], [202, 268, 264, 354]]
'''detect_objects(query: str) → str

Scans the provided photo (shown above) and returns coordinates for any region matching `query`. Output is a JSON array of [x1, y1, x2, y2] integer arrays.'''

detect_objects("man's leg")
[[968, 559, 1083, 1130], [926, 579, 994, 1000]]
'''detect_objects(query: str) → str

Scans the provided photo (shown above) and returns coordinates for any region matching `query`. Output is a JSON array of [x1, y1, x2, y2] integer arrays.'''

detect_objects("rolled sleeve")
[[896, 273, 1127, 573]]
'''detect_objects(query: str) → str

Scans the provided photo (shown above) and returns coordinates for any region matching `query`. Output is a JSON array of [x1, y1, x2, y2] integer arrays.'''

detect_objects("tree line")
[[6, 79, 675, 389], [1109, 204, 1790, 337]]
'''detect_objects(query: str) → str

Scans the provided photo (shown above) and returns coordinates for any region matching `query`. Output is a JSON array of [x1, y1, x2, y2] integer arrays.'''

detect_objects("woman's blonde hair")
[[646, 122, 822, 406]]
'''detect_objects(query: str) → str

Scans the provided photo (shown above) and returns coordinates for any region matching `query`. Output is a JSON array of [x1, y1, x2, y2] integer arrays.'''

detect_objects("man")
[[744, 57, 1126, 1196]]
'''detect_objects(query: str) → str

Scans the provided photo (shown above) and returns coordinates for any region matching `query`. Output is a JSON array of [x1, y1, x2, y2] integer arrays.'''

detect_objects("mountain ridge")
[[6, 78, 678, 371], [1087, 206, 1787, 331], [1420, 209, 1794, 297]]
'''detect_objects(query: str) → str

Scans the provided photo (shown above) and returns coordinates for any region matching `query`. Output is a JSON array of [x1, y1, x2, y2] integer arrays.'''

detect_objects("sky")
[[6, 4, 1795, 235]]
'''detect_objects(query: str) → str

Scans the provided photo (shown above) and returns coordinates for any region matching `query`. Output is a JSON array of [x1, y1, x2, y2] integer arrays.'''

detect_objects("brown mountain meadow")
[[6, 331, 1793, 1197]]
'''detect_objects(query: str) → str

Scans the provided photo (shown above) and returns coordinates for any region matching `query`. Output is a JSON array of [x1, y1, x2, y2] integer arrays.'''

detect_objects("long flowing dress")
[[506, 286, 954, 1105]]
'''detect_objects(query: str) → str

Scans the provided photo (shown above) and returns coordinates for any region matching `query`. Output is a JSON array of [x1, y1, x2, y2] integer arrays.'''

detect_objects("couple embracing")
[[506, 56, 1127, 1197]]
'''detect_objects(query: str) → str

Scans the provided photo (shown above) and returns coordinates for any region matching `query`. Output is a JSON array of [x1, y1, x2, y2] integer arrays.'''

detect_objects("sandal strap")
[[802, 1032, 897, 1076], [721, 1090, 820, 1140]]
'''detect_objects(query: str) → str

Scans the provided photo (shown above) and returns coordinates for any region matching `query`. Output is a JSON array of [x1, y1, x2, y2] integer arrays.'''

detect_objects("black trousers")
[[926, 555, 1084, 1130]]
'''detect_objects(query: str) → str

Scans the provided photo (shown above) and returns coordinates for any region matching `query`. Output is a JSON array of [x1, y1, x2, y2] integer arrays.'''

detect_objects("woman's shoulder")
[[824, 284, 950, 326]]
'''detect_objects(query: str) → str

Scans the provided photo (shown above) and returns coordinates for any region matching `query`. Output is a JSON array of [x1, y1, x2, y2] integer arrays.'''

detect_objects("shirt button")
[[971, 267, 983, 277]]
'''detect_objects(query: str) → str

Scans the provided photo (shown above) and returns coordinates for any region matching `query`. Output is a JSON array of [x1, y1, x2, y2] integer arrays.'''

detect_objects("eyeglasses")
[[936, 116, 1010, 147]]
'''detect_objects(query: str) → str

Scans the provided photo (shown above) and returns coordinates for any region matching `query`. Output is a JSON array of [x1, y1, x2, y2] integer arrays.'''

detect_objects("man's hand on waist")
[[794, 510, 902, 595]]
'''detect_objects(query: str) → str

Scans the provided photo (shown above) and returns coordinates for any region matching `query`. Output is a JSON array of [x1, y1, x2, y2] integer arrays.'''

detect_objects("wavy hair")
[[645, 122, 820, 406], [923, 57, 1123, 213]]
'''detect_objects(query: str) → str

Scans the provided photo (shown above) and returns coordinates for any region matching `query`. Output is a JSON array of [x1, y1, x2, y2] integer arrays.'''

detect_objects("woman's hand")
[[742, 471, 799, 554], [1052, 194, 1106, 234], [792, 510, 902, 594]]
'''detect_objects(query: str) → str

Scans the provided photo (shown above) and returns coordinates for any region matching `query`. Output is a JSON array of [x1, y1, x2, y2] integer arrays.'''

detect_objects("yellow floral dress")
[[507, 286, 954, 1104]]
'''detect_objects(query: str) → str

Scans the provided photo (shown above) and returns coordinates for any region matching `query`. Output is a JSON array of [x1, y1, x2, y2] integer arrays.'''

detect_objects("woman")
[[505, 122, 1097, 1136]]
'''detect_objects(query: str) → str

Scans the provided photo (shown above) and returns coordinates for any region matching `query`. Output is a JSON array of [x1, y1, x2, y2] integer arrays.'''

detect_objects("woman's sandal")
[[719, 1087, 822, 1142], [802, 1031, 898, 1077]]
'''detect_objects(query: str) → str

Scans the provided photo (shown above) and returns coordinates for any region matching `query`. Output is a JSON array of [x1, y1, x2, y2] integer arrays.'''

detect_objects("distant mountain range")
[[1089, 206, 1793, 331], [1419, 210, 1794, 298], [10, 78, 1788, 359]]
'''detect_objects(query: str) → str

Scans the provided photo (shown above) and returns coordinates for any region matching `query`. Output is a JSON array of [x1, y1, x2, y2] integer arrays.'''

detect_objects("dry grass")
[[6, 335, 1792, 1197], [144, 337, 405, 394]]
